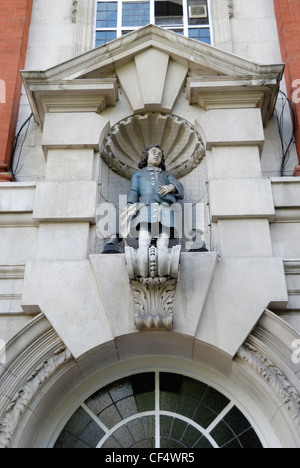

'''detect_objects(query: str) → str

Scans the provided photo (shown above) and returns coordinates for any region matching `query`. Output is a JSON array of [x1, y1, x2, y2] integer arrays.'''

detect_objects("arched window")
[[54, 372, 263, 448], [94, 0, 212, 46]]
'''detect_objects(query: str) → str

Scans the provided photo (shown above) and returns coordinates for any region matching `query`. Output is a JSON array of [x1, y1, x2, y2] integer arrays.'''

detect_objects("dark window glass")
[[155, 1, 183, 26], [188, 27, 211, 44], [187, 0, 209, 26]]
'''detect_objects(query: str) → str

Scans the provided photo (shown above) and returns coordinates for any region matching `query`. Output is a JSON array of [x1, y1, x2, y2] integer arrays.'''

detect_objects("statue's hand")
[[157, 184, 175, 196]]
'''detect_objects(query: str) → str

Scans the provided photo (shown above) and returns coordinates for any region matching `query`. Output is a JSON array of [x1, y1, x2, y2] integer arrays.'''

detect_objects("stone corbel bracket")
[[186, 75, 283, 128], [20, 75, 119, 128], [125, 246, 181, 331]]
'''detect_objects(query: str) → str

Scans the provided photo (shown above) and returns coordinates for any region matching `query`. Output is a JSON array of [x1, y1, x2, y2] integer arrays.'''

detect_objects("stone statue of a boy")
[[126, 144, 184, 249]]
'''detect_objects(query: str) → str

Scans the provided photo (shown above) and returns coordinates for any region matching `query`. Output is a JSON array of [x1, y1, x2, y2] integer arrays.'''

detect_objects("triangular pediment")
[[22, 24, 284, 127]]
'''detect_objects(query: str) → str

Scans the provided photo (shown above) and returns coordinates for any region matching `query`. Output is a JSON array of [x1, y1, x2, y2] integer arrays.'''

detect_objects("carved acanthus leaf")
[[132, 278, 177, 330]]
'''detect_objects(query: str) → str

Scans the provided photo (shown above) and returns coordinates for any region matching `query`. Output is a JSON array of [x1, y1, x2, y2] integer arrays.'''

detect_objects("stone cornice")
[[238, 341, 300, 434], [22, 25, 283, 82], [0, 314, 74, 448]]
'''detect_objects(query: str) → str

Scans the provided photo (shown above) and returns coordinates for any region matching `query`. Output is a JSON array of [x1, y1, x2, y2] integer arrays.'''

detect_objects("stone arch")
[[0, 311, 299, 448], [0, 80, 5, 104]]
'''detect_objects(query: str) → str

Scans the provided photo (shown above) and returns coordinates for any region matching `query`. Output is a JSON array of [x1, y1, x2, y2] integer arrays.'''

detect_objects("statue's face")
[[147, 147, 163, 167]]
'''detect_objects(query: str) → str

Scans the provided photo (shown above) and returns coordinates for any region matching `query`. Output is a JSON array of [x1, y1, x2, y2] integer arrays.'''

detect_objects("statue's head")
[[138, 144, 166, 171]]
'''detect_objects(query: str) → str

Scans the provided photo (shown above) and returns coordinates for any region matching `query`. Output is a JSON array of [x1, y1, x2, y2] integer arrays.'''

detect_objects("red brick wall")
[[274, 0, 300, 170], [0, 0, 33, 181]]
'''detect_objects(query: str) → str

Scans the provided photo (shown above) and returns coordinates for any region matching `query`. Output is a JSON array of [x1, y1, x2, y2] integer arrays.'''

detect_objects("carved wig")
[[138, 144, 166, 171]]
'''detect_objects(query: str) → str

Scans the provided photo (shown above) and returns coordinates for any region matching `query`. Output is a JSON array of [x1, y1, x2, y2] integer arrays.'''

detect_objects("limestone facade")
[[1, 1, 300, 448]]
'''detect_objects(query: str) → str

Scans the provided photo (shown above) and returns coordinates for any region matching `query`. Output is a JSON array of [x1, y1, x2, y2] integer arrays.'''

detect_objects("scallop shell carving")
[[101, 113, 205, 180]]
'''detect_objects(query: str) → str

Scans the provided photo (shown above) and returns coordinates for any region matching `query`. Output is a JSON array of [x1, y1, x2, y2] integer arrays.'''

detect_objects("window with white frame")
[[94, 0, 212, 47]]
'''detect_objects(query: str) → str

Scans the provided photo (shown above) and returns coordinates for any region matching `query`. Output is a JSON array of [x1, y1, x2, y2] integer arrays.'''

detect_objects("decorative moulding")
[[0, 346, 72, 448], [101, 113, 205, 180], [234, 310, 300, 442], [0, 314, 74, 449], [0, 265, 25, 280], [73, 0, 95, 56], [48, 25, 283, 82], [237, 341, 300, 435], [131, 277, 178, 331], [21, 25, 284, 127], [21, 78, 118, 127], [126, 246, 181, 331], [72, 1, 79, 23], [0, 265, 26, 316], [186, 76, 280, 127]]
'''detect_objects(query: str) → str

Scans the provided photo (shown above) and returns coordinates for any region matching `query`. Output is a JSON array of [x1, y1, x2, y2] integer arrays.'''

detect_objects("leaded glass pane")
[[103, 416, 155, 448], [194, 436, 214, 448], [187, 0, 210, 26], [54, 407, 105, 448]]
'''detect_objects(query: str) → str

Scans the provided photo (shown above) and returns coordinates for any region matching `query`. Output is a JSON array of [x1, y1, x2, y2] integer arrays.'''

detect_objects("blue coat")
[[127, 166, 184, 233]]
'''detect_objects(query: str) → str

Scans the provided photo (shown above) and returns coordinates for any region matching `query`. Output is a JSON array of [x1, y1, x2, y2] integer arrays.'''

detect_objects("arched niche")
[[96, 112, 210, 252], [100, 113, 205, 180]]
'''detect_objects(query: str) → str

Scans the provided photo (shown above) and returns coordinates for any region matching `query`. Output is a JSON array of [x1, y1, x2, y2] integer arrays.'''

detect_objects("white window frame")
[[93, 0, 213, 46], [74, 0, 233, 56]]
